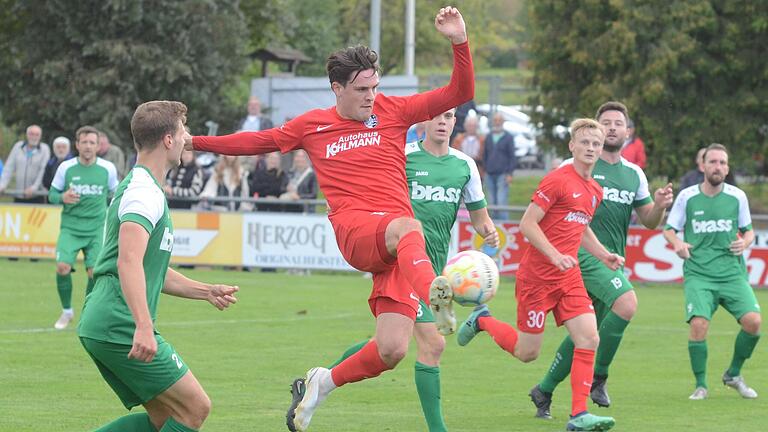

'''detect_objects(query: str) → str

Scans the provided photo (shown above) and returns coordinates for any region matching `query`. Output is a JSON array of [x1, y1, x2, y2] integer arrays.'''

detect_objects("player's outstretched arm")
[[520, 203, 577, 271], [469, 208, 499, 248], [187, 130, 280, 156], [581, 227, 624, 270], [662, 228, 692, 259], [636, 182, 674, 229], [118, 222, 156, 363], [163, 267, 239, 310]]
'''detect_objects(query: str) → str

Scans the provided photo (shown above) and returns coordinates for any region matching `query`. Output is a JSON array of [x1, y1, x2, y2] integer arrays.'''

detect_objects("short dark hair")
[[130, 101, 187, 151], [75, 125, 100, 142], [326, 45, 380, 86], [703, 143, 728, 162], [595, 101, 629, 123]]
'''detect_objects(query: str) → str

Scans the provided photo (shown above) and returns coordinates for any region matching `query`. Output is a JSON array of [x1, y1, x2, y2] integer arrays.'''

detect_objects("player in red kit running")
[[457, 119, 622, 431], [185, 7, 473, 432]]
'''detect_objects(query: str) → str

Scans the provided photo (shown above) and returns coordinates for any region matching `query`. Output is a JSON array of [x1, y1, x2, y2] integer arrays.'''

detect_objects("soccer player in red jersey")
[[185, 7, 473, 431], [457, 119, 623, 431]]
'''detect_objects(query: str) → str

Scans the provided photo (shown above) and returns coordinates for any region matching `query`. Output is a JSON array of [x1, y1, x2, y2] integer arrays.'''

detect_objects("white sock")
[[319, 368, 337, 395], [62, 308, 74, 315]]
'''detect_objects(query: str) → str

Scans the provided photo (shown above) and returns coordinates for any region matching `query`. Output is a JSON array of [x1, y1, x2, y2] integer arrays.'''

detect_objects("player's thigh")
[[582, 255, 633, 310], [563, 312, 599, 349], [56, 229, 86, 266], [719, 278, 761, 323], [148, 370, 210, 426], [683, 277, 718, 322], [83, 234, 104, 269], [515, 278, 558, 334], [413, 321, 445, 355], [329, 210, 401, 272], [80, 336, 189, 409]]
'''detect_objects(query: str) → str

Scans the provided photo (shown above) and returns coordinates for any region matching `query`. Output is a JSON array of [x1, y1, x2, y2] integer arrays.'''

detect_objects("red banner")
[[456, 221, 768, 287]]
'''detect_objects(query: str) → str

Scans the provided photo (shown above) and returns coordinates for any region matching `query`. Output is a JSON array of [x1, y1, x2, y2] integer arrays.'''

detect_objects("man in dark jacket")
[[43, 136, 75, 192], [482, 112, 516, 219]]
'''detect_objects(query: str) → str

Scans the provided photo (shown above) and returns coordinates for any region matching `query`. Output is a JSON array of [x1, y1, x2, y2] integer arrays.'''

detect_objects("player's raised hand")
[[602, 253, 625, 271], [434, 7, 467, 45], [730, 238, 747, 255], [550, 253, 578, 271], [128, 325, 157, 363], [654, 183, 674, 208], [207, 284, 239, 310], [62, 188, 80, 204], [674, 241, 693, 259]]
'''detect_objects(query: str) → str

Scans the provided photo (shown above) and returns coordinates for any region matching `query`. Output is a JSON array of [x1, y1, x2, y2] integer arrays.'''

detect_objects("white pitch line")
[[0, 312, 367, 335]]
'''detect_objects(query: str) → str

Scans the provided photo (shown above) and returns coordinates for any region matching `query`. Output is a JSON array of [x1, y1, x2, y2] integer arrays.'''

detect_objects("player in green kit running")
[[78, 101, 239, 432], [321, 108, 499, 432], [664, 143, 761, 401], [49, 126, 119, 329], [529, 102, 674, 418]]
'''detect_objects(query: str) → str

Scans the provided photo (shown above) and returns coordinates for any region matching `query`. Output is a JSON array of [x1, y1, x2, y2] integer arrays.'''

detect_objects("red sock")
[[570, 348, 596, 416], [330, 340, 391, 387], [396, 231, 436, 304], [478, 316, 519, 354]]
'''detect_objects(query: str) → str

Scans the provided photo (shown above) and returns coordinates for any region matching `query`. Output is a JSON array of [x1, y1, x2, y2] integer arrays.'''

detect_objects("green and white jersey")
[[78, 166, 174, 344], [666, 183, 752, 282], [563, 157, 652, 256], [405, 141, 486, 274], [51, 157, 119, 236]]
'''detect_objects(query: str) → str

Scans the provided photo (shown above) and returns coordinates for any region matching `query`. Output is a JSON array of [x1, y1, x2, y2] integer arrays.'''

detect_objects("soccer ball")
[[442, 250, 499, 306]]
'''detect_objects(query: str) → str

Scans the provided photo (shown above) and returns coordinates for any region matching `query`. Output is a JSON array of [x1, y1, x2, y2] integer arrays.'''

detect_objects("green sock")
[[85, 277, 95, 296], [594, 311, 630, 376], [159, 417, 197, 432], [688, 340, 708, 388], [94, 412, 156, 432], [539, 335, 575, 393], [56, 273, 73, 309], [727, 330, 760, 377], [415, 361, 447, 432], [328, 340, 368, 368]]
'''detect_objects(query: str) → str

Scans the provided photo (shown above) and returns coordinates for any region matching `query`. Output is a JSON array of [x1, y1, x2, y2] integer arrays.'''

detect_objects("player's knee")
[[741, 313, 761, 334], [418, 335, 445, 363], [56, 263, 71, 275], [180, 392, 211, 429], [689, 317, 709, 340], [378, 342, 409, 367], [573, 332, 600, 351], [515, 346, 540, 363], [612, 291, 637, 320]]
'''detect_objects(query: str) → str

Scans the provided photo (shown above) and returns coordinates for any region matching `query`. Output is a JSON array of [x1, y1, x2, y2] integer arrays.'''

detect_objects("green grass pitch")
[[1, 260, 766, 431]]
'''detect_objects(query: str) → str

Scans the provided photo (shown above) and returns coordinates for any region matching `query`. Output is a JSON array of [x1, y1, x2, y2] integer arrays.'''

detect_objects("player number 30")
[[527, 311, 545, 329]]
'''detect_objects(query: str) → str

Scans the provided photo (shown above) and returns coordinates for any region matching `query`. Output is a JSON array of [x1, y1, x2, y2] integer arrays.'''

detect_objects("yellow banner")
[[0, 204, 243, 265]]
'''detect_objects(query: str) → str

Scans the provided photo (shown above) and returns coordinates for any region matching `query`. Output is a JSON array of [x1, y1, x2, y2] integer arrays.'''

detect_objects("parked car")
[[474, 104, 542, 169]]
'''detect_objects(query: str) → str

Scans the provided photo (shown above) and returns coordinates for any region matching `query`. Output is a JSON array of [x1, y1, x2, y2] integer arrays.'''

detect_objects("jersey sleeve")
[[737, 189, 753, 231], [665, 191, 688, 232], [118, 173, 165, 234], [531, 172, 562, 213], [387, 42, 474, 125], [462, 157, 486, 210], [105, 161, 119, 192], [50, 162, 68, 192], [631, 164, 652, 207]]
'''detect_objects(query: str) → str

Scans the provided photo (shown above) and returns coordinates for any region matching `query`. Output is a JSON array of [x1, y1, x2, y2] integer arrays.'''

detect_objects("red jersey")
[[516, 164, 603, 283], [194, 42, 474, 216]]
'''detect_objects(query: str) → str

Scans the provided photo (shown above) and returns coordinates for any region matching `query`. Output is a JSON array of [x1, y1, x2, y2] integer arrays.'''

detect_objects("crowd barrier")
[[2, 203, 767, 287]]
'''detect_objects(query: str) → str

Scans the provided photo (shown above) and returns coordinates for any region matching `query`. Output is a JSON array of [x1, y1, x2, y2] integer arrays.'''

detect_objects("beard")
[[705, 172, 725, 186]]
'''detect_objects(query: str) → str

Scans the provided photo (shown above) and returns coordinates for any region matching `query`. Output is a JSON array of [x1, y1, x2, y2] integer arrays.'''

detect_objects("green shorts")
[[56, 230, 102, 268], [80, 336, 189, 409], [580, 254, 633, 320], [416, 299, 435, 323], [684, 276, 761, 323]]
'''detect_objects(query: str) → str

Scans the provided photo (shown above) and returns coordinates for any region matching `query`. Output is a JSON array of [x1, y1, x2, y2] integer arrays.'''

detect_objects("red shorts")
[[515, 276, 594, 334], [329, 210, 419, 319]]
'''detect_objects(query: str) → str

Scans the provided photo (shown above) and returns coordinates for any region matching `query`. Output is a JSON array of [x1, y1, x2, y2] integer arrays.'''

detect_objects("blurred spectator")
[[97, 131, 127, 180], [200, 155, 253, 211], [237, 96, 273, 132], [406, 122, 426, 143], [621, 118, 647, 168], [0, 157, 4, 180], [165, 149, 205, 209], [250, 151, 287, 212], [43, 136, 74, 191], [550, 156, 564, 172], [452, 99, 477, 140], [0, 124, 51, 203], [280, 150, 317, 212], [452, 116, 485, 175], [679, 146, 736, 190], [483, 113, 516, 220]]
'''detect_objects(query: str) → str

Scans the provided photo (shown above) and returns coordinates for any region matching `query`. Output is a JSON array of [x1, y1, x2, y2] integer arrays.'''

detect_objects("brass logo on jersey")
[[692, 218, 733, 234], [603, 187, 635, 205], [411, 181, 461, 203]]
